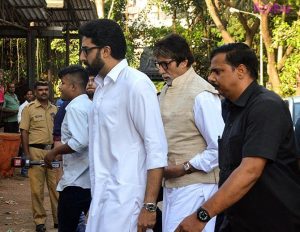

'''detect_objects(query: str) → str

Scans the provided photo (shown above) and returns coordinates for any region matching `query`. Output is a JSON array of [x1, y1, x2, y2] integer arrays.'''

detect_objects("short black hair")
[[210, 43, 258, 80], [24, 89, 33, 95], [79, 19, 126, 60], [58, 65, 88, 90], [153, 33, 195, 67], [34, 81, 49, 89]]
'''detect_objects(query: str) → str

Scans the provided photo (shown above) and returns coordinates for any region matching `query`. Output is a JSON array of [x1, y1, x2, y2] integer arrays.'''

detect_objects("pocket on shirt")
[[32, 115, 46, 128], [228, 134, 243, 167]]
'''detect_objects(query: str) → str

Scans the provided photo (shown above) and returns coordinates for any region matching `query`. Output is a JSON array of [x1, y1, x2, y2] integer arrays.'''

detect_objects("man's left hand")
[[44, 150, 56, 168], [175, 213, 206, 232], [137, 208, 156, 232]]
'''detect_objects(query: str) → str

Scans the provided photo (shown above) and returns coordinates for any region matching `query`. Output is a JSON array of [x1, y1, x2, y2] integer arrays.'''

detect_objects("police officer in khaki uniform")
[[20, 81, 58, 232]]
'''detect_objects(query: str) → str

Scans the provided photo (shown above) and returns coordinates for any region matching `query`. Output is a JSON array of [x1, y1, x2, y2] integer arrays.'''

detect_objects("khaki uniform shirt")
[[19, 99, 57, 144]]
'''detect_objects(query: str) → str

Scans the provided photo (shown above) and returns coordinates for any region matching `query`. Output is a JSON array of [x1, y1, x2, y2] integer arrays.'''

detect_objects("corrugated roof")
[[0, 0, 98, 31]]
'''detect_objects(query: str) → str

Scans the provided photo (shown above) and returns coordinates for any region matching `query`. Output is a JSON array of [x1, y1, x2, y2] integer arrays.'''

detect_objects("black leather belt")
[[29, 144, 53, 150]]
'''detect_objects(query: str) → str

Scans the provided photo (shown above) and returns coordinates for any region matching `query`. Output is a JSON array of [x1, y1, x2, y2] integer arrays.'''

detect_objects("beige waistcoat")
[[160, 67, 219, 188]]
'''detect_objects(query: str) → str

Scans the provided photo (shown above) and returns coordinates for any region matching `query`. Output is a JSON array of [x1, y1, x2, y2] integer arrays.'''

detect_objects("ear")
[[236, 64, 248, 79], [102, 46, 112, 58], [71, 82, 77, 90], [179, 59, 189, 68]]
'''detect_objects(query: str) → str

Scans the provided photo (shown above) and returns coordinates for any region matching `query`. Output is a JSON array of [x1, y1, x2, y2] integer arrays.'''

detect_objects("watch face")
[[143, 203, 157, 212], [197, 208, 211, 222], [183, 163, 190, 171], [198, 210, 209, 220], [147, 205, 156, 211]]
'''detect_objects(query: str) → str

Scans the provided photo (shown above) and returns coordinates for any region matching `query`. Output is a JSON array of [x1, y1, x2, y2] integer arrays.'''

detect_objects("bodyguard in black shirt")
[[175, 43, 300, 232]]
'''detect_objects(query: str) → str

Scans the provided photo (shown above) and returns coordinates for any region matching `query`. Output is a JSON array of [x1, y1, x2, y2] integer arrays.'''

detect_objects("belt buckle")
[[44, 145, 52, 150]]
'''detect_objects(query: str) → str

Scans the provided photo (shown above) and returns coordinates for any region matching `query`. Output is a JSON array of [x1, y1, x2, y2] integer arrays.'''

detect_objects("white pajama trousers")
[[162, 183, 217, 232]]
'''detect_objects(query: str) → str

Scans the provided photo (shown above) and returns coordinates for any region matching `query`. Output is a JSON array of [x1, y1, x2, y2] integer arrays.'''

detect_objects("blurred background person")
[[0, 69, 5, 107], [3, 82, 20, 133], [20, 81, 58, 232], [86, 75, 96, 100], [18, 89, 35, 124], [18, 88, 35, 177]]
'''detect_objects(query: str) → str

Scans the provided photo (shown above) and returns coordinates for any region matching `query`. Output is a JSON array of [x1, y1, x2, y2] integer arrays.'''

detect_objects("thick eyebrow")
[[209, 67, 220, 72]]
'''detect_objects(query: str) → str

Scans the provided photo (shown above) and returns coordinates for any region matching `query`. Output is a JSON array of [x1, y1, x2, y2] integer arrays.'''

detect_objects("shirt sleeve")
[[242, 98, 290, 160], [129, 78, 168, 170], [189, 91, 224, 172], [64, 105, 89, 153]]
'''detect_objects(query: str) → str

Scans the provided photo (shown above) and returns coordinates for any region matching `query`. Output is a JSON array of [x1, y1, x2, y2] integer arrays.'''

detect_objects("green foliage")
[[0, 38, 27, 84], [50, 38, 79, 97], [126, 0, 222, 78], [1, 70, 13, 87], [280, 52, 300, 97], [105, 0, 126, 26], [272, 16, 300, 96], [153, 81, 165, 93]]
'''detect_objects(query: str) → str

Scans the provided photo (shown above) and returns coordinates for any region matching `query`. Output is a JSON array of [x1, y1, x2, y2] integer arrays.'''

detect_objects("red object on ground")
[[0, 133, 21, 177]]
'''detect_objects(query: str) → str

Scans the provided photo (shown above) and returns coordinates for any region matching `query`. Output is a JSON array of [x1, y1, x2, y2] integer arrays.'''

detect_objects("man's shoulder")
[[4, 93, 10, 99], [68, 96, 91, 112], [250, 88, 282, 109], [20, 101, 29, 108], [125, 66, 149, 81], [27, 101, 37, 108], [49, 102, 57, 108], [26, 101, 35, 108]]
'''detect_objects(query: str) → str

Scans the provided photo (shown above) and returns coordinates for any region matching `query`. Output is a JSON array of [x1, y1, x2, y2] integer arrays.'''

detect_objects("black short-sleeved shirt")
[[218, 81, 300, 231]]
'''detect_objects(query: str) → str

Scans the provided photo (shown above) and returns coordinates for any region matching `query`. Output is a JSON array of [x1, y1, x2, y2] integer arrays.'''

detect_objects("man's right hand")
[[44, 149, 57, 168]]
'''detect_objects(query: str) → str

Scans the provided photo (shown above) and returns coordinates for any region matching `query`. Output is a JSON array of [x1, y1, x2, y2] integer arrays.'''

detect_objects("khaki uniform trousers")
[[28, 147, 58, 225]]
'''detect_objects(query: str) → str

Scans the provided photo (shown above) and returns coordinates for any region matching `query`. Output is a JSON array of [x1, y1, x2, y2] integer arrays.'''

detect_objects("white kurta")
[[86, 59, 168, 232]]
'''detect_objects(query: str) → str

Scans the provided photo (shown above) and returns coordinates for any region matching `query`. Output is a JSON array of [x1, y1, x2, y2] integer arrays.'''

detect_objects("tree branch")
[[205, 0, 234, 43], [278, 46, 294, 71]]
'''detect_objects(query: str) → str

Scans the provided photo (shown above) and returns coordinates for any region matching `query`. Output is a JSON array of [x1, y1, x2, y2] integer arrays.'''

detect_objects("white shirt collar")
[[94, 59, 128, 87], [106, 59, 128, 82]]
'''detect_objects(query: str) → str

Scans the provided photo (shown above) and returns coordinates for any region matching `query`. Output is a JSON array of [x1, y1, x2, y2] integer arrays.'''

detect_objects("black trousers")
[[4, 121, 19, 133], [58, 186, 91, 232]]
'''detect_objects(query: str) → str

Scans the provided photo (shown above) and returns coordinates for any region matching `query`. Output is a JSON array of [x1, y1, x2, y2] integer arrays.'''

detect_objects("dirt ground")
[[0, 168, 57, 232]]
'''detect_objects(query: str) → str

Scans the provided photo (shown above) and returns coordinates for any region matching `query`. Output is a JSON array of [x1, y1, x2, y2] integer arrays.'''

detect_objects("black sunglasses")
[[154, 59, 176, 70], [80, 46, 102, 56]]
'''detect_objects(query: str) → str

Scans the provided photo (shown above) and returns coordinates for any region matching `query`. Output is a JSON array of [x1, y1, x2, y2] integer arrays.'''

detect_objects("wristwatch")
[[196, 207, 211, 222], [183, 161, 193, 174], [143, 203, 157, 212]]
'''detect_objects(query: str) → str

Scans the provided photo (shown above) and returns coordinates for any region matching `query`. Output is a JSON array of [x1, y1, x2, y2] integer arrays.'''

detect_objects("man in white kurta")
[[153, 34, 224, 232], [79, 19, 168, 232]]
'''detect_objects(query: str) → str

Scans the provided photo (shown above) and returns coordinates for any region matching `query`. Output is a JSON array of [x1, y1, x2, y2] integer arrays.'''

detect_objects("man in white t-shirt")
[[18, 89, 35, 123]]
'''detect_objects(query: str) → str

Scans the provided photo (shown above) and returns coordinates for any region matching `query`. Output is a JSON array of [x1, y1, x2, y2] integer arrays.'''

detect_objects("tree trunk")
[[95, 0, 105, 18], [205, 0, 235, 43], [260, 8, 281, 93]]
